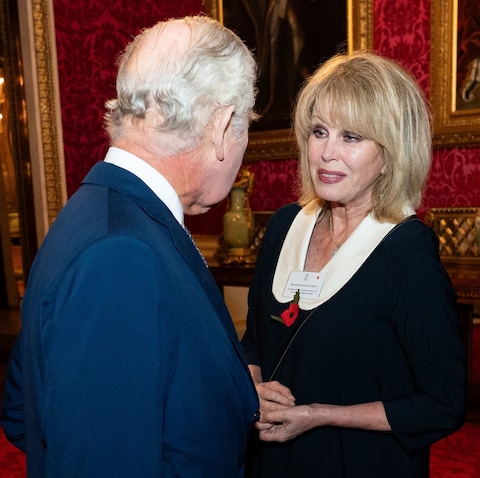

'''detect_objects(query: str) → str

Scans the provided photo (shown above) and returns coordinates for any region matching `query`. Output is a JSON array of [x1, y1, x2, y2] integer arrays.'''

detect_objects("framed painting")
[[431, 0, 480, 147], [203, 0, 373, 161]]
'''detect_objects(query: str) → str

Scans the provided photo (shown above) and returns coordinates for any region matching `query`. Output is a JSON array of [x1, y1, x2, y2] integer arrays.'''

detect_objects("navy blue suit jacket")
[[1, 162, 259, 477]]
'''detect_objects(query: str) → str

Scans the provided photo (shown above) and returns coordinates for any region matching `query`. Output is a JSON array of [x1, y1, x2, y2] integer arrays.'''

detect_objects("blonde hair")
[[293, 52, 432, 223]]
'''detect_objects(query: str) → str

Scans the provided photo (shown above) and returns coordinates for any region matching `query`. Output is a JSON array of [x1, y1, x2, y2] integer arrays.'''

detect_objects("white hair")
[[104, 15, 258, 155]]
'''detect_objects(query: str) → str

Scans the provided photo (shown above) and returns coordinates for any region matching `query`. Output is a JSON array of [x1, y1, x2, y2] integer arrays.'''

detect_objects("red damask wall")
[[53, 0, 480, 234], [52, 0, 203, 196]]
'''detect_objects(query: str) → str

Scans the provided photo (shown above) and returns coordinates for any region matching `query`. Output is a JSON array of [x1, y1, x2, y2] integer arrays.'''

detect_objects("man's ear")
[[212, 105, 235, 161]]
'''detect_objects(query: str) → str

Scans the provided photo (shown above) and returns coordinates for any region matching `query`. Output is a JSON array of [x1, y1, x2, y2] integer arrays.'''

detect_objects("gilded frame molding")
[[19, 0, 67, 241], [203, 0, 373, 161], [431, 0, 480, 147]]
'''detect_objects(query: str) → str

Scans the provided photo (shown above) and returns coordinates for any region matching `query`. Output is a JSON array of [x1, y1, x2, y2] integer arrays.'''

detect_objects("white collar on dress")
[[272, 200, 414, 310]]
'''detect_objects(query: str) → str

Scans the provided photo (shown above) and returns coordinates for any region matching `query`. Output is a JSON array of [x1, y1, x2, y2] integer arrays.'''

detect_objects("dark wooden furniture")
[[210, 262, 255, 291], [424, 207, 480, 403], [441, 260, 480, 404]]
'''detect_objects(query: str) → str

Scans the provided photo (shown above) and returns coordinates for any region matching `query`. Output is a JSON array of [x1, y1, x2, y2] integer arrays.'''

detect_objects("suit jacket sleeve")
[[38, 236, 173, 475]]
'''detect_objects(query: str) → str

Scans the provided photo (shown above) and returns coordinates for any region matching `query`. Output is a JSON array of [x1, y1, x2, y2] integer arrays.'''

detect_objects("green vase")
[[223, 186, 254, 253]]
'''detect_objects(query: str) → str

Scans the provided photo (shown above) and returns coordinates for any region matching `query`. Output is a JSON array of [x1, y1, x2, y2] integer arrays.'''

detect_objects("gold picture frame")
[[203, 0, 373, 161], [431, 0, 480, 147]]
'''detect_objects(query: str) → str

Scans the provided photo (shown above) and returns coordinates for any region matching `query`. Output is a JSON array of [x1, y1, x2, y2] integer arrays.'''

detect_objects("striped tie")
[[184, 227, 208, 267]]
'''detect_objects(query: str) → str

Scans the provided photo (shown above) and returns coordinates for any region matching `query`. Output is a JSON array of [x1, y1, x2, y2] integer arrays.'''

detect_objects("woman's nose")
[[321, 137, 338, 162]]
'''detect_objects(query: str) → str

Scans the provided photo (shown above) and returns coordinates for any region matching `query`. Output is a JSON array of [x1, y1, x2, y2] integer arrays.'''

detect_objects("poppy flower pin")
[[271, 290, 300, 327]]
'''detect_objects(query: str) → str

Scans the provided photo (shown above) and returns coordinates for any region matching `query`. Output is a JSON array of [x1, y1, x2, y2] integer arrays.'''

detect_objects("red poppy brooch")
[[271, 290, 300, 327]]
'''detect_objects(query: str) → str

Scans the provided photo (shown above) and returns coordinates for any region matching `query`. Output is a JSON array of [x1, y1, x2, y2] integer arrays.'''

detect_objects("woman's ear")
[[212, 105, 235, 161]]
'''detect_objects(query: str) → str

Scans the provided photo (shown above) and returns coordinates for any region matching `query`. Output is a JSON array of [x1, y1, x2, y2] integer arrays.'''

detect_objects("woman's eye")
[[312, 127, 327, 138], [344, 132, 362, 142]]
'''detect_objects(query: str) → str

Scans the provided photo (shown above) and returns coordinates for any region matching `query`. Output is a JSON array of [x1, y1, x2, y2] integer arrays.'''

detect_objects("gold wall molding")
[[19, 0, 66, 242]]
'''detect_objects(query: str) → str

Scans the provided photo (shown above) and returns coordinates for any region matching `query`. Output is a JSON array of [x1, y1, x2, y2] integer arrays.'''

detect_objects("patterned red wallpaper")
[[52, 0, 203, 197], [53, 0, 480, 234]]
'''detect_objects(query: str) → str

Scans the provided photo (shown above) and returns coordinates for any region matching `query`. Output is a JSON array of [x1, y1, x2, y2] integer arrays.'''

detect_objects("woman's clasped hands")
[[255, 380, 320, 443]]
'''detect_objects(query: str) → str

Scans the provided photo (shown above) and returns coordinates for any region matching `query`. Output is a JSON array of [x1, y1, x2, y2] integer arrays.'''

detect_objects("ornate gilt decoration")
[[424, 207, 480, 260], [31, 0, 66, 226]]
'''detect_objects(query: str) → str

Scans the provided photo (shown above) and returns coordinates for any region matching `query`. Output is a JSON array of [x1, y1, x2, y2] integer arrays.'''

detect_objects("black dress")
[[242, 203, 466, 478]]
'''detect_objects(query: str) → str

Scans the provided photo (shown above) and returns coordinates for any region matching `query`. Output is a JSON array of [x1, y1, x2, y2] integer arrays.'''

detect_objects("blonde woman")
[[242, 52, 466, 478]]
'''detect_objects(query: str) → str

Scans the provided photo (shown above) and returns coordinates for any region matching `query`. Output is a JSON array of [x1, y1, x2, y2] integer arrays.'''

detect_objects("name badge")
[[283, 270, 326, 300]]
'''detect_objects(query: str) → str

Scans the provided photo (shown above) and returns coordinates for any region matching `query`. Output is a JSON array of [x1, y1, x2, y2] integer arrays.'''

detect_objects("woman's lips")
[[318, 169, 346, 184]]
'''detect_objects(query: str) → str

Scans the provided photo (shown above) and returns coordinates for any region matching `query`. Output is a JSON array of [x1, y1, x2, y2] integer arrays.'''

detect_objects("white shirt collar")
[[104, 147, 184, 226]]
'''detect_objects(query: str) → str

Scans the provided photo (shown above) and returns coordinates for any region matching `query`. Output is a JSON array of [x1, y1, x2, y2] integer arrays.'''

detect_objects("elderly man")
[[1, 15, 259, 477]]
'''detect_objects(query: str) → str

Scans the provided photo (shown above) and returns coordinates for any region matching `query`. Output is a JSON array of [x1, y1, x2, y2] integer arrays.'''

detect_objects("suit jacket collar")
[[81, 162, 247, 363]]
